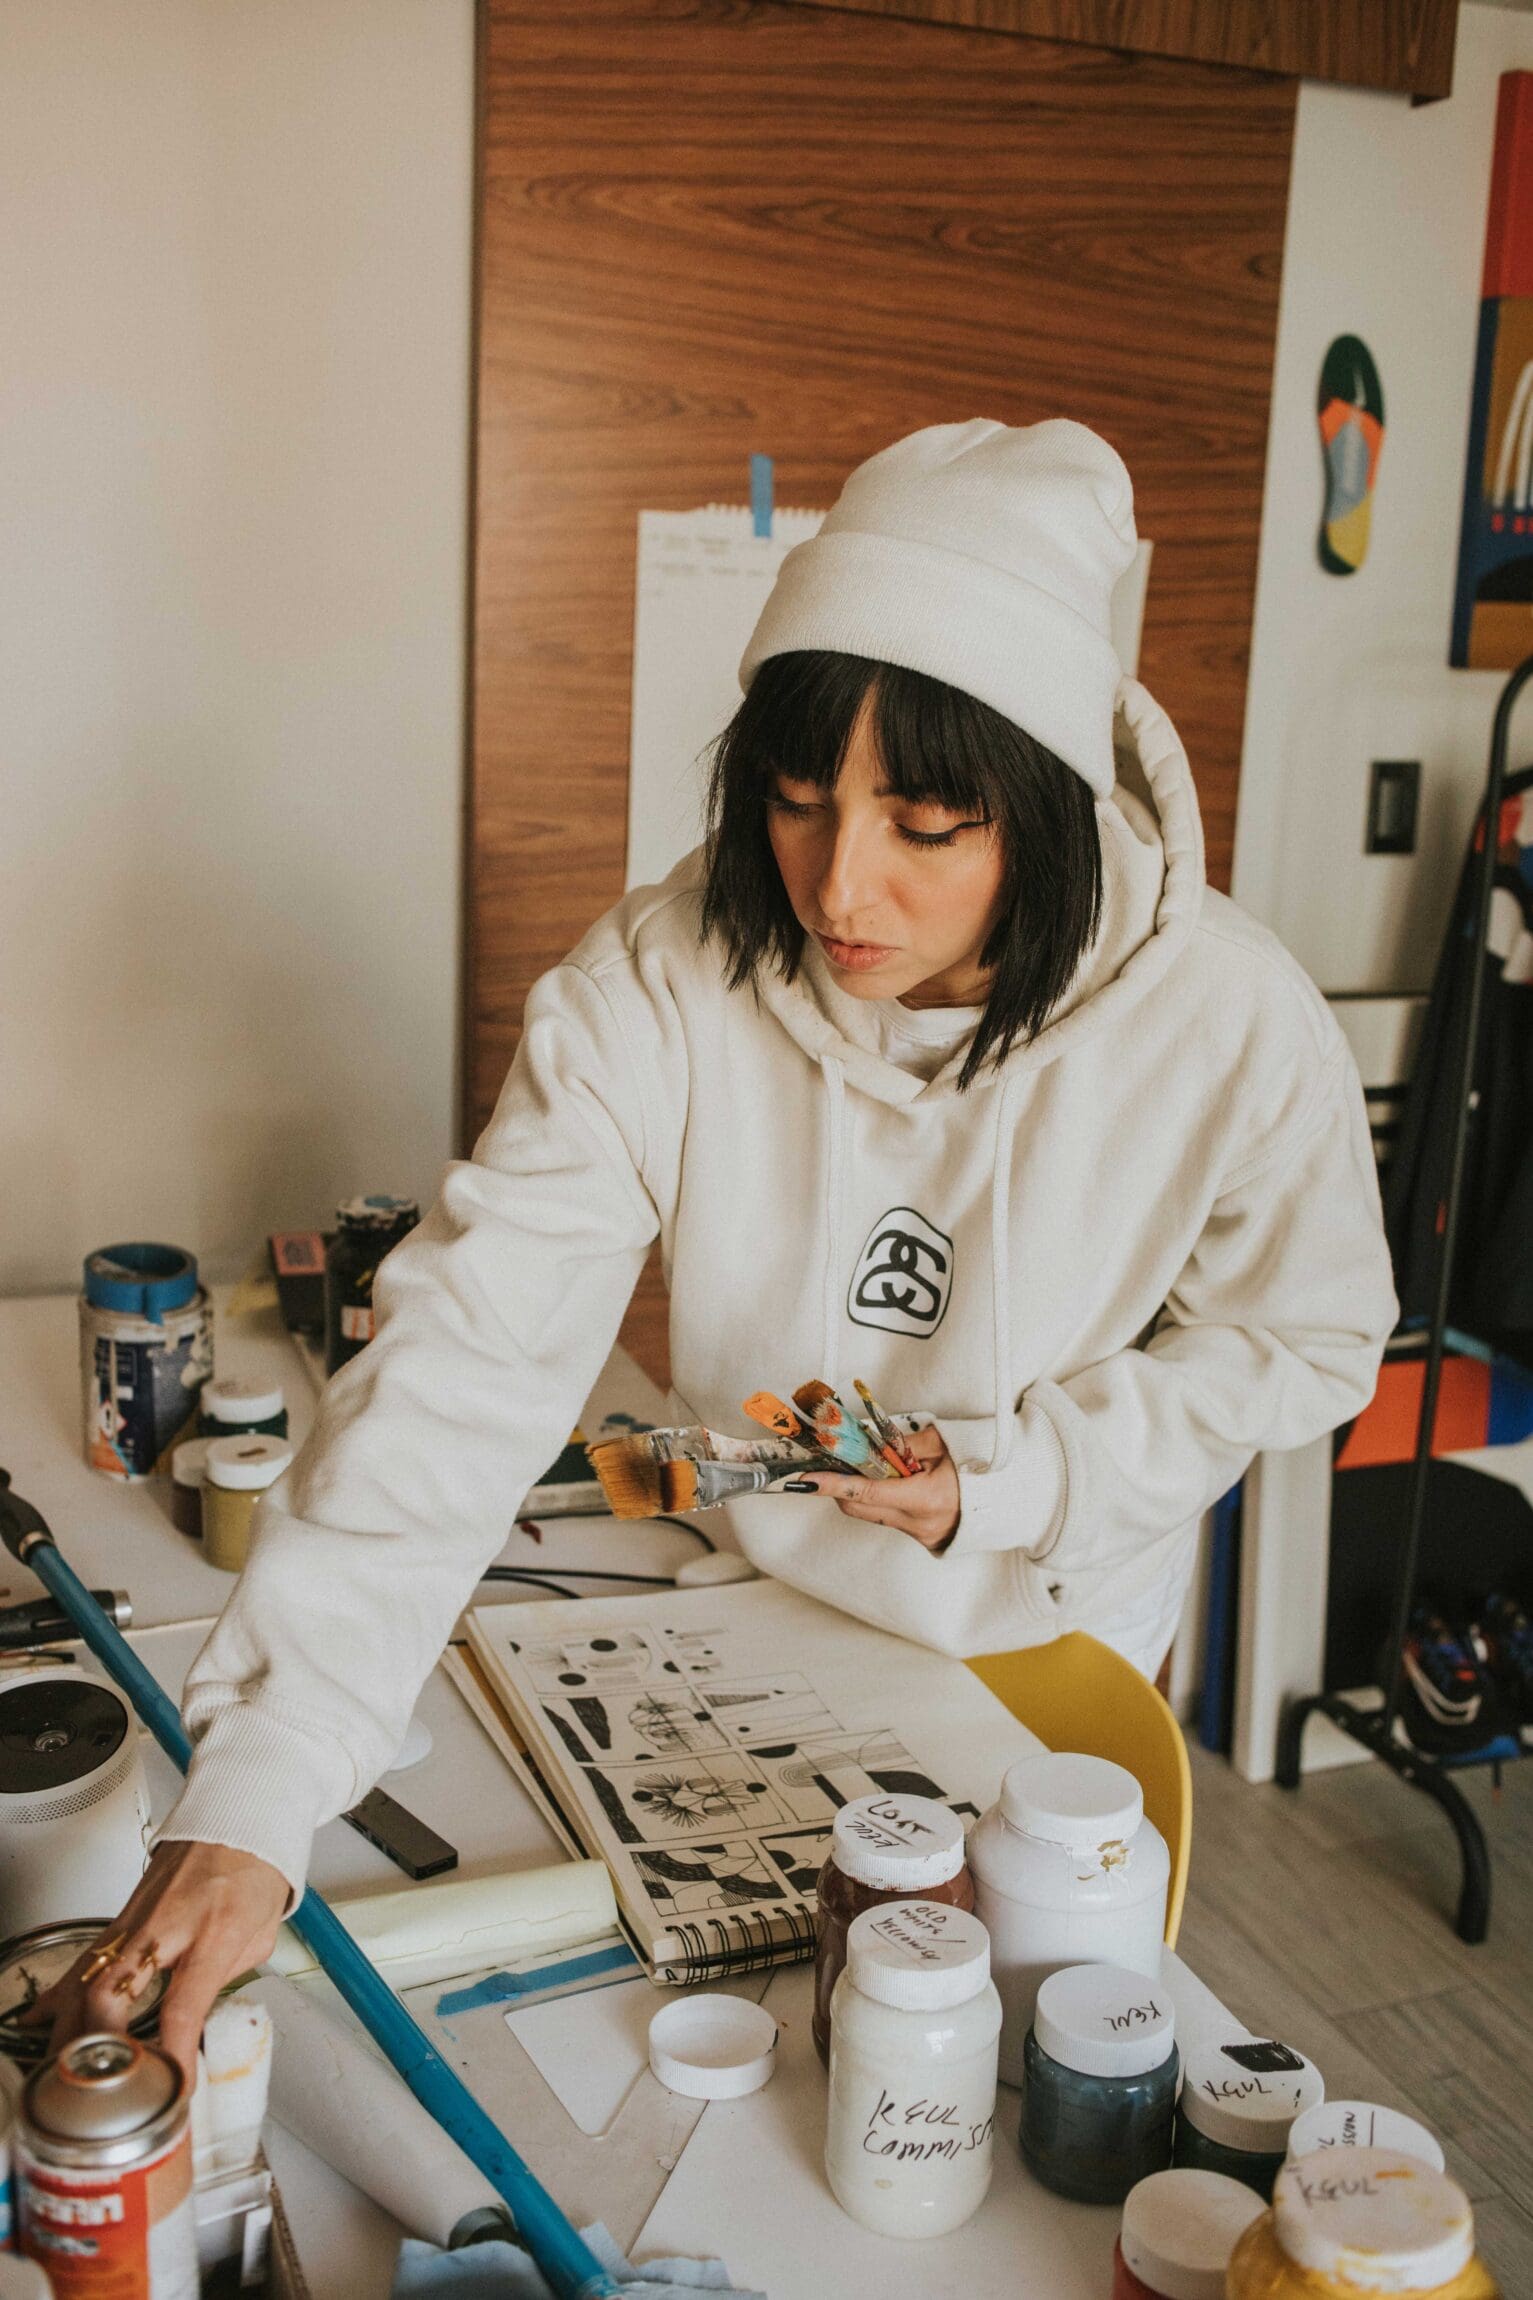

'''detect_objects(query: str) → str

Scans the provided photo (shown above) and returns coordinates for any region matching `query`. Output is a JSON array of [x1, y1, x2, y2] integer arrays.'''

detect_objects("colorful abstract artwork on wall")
[[1317, 335, 1385, 575], [1452, 71, 1533, 669]]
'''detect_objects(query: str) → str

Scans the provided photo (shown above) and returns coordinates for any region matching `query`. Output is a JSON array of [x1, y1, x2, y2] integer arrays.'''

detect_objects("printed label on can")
[[339, 1305, 375, 1342], [18, 2126, 197, 2298], [80, 1294, 213, 1483]]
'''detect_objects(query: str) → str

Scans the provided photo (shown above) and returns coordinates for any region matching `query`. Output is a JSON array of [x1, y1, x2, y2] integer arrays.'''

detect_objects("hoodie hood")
[[753, 677, 1205, 1106]]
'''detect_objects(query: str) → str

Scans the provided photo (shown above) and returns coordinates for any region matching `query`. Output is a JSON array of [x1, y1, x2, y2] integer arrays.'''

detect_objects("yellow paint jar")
[[1227, 2149, 1500, 2297], [202, 1435, 293, 1573]]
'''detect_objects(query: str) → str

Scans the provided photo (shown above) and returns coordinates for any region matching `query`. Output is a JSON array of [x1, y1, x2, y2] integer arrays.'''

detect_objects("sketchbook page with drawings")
[[463, 1580, 1040, 1985]]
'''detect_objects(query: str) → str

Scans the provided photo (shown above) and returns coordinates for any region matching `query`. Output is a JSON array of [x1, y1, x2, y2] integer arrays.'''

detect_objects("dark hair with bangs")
[[700, 650, 1103, 1091]]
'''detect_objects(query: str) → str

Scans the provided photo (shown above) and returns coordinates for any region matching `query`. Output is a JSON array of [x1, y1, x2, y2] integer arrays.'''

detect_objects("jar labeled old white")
[[824, 1899, 1001, 2241], [968, 1751, 1168, 2085]]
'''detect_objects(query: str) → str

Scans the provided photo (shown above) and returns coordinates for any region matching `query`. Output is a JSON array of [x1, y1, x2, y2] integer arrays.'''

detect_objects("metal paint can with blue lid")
[[78, 1245, 214, 1482]]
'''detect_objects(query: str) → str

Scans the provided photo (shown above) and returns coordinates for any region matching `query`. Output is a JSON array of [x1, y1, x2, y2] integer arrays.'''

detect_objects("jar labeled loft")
[[1172, 2031, 1323, 2198], [824, 1899, 1000, 2241], [1111, 2166, 1264, 2299], [1018, 1960, 1178, 2204], [967, 1751, 1168, 2084], [1227, 2148, 1501, 2297], [813, 1794, 974, 2065]]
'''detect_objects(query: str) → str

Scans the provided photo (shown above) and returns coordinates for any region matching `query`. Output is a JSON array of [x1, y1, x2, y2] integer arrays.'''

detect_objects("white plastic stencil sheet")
[[626, 503, 1153, 894]]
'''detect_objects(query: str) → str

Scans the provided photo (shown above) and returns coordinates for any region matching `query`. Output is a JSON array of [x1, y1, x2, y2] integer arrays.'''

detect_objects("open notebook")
[[458, 1580, 1037, 1984]]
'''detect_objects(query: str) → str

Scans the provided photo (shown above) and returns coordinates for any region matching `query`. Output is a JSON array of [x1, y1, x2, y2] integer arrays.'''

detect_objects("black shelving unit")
[[1276, 650, 1533, 1945]]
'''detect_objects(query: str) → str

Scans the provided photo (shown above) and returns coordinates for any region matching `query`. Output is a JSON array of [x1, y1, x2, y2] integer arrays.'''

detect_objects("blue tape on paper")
[[436, 1941, 640, 2019], [750, 454, 774, 539]]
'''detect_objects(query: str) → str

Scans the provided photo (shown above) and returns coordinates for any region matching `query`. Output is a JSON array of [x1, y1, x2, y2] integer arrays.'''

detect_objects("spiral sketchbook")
[[460, 1580, 1036, 1985]]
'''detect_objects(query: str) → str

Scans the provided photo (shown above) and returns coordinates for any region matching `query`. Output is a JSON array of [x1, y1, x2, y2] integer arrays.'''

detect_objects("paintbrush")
[[587, 1424, 841, 1520], [790, 1380, 898, 1477], [659, 1458, 787, 1512], [740, 1392, 816, 1447], [854, 1378, 922, 1476]]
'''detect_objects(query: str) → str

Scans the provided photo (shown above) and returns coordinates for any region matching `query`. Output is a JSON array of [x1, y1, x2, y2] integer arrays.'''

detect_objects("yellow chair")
[[966, 1631, 1193, 1949]]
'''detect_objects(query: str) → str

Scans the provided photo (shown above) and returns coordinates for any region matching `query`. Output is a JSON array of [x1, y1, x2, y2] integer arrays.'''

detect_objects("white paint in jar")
[[824, 1899, 1001, 2241], [968, 1751, 1169, 2086]]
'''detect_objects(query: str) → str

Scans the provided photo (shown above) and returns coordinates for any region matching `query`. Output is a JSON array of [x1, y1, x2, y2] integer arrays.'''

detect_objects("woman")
[[46, 419, 1397, 2070]]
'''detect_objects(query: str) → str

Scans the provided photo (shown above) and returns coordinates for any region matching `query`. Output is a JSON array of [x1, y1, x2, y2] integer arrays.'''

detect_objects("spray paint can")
[[0, 1669, 152, 1939], [17, 2033, 197, 2297], [78, 1246, 213, 1482]]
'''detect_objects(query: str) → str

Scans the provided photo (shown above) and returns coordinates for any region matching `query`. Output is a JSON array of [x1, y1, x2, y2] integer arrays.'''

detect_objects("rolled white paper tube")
[[191, 1997, 273, 2179], [267, 1860, 618, 1991], [243, 1974, 508, 2249]]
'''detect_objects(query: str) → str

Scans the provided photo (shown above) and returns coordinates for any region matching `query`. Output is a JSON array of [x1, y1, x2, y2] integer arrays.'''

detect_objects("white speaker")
[[0, 1665, 151, 1938]]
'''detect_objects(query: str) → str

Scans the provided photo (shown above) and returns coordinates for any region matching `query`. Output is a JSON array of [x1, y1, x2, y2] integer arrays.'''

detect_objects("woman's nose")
[[815, 816, 883, 925]]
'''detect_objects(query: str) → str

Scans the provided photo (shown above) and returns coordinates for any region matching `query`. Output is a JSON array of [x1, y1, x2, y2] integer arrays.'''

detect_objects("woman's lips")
[[817, 932, 897, 972]]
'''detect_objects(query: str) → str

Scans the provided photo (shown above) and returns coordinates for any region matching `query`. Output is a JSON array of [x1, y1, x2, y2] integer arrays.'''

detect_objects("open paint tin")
[[0, 1922, 169, 2062]]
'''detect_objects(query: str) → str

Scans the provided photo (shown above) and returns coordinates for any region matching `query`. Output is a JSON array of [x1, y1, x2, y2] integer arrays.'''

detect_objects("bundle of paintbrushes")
[[587, 1378, 923, 1518]]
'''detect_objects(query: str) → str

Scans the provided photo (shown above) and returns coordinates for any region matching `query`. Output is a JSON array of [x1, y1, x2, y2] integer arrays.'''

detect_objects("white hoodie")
[[164, 682, 1397, 1893]]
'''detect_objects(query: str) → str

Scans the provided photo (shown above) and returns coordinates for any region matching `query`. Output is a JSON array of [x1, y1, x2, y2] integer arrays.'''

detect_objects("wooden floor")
[[1182, 1742, 1533, 2287]]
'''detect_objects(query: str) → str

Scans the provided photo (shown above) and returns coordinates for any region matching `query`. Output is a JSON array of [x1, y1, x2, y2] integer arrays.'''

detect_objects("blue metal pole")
[[0, 1486, 619, 2300]]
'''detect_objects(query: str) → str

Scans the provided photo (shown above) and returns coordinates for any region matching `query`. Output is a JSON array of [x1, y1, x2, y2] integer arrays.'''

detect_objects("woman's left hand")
[[787, 1422, 960, 1552]]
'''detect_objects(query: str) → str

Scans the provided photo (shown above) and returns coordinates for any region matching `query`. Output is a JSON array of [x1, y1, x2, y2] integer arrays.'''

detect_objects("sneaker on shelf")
[[1476, 1592, 1533, 1748], [1394, 1607, 1519, 1763]]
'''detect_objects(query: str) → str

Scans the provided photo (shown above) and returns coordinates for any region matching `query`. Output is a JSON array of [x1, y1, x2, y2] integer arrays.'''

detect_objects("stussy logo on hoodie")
[[848, 1207, 954, 1337]]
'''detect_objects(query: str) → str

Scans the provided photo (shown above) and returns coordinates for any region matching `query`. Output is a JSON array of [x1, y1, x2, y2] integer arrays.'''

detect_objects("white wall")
[[0, 1, 473, 1296], [1234, 3, 1533, 994]]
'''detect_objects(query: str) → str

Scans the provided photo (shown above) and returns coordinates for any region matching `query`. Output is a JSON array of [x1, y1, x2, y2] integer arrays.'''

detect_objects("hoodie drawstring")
[[987, 1075, 1021, 1471], [821, 1057, 847, 1381]]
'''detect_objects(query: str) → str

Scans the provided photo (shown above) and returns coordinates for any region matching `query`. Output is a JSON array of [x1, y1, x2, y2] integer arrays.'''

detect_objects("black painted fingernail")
[[782, 1479, 818, 1493]]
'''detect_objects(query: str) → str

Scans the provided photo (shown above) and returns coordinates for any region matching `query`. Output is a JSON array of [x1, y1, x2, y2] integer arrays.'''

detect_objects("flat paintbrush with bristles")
[[586, 1422, 839, 1519]]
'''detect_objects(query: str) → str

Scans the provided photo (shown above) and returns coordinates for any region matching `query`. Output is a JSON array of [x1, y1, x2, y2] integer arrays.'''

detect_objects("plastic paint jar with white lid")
[[202, 1436, 292, 1573], [1285, 2097, 1445, 2174], [1112, 2166, 1265, 2298], [824, 1899, 1000, 2240], [198, 1377, 288, 1441], [1227, 2149, 1501, 2296], [967, 1751, 1168, 2085], [1172, 2031, 1324, 2198]]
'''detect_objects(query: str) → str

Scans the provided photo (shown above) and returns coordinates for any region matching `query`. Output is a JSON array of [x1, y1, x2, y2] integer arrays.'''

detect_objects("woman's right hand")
[[23, 1840, 291, 2080]]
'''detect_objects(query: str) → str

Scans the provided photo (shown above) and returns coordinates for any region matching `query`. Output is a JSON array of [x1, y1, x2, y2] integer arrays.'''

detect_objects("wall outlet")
[[1366, 760, 1420, 855]]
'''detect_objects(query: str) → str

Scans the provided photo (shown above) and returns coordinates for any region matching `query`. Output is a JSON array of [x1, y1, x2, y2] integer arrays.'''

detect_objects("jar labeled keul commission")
[[825, 1899, 1001, 2241]]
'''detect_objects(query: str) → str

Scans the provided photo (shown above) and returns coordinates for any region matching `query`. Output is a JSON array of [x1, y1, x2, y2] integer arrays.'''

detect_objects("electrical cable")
[[482, 1567, 677, 1590]]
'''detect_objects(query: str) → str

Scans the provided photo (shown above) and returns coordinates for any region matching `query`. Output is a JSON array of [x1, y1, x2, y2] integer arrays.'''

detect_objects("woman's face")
[[766, 699, 1007, 1007]]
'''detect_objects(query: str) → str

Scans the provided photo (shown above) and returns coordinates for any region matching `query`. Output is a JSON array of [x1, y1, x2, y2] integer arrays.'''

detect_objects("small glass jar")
[[1111, 2167, 1264, 2299], [1228, 2149, 1501, 2297], [1173, 2031, 1324, 2198], [203, 1435, 292, 1572], [968, 1750, 1168, 2085], [825, 1899, 1001, 2241], [1286, 2096, 1445, 2174], [199, 1377, 289, 1441], [170, 1438, 210, 1540], [813, 1794, 974, 2065], [324, 1196, 420, 1375], [1019, 1961, 1177, 2204]]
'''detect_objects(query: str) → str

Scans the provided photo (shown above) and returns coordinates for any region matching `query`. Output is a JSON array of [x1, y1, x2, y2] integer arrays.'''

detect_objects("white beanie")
[[739, 417, 1137, 799]]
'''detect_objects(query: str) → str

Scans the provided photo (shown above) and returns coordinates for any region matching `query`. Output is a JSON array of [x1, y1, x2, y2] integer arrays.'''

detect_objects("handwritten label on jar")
[[842, 1799, 950, 1855], [1104, 1995, 1164, 2033], [862, 2087, 995, 2164]]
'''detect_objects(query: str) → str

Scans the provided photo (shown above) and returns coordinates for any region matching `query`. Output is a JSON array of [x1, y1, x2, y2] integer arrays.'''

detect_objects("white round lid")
[[204, 1434, 293, 1492], [845, 1900, 990, 2013], [1286, 2099, 1445, 2174], [1119, 2168, 1266, 2300], [1032, 1962, 1174, 2078], [998, 1750, 1143, 1850], [171, 1438, 210, 1487], [647, 1994, 777, 2100], [1275, 2150, 1475, 2291], [1179, 2034, 1324, 2153], [830, 1794, 967, 1890], [202, 1377, 285, 1424]]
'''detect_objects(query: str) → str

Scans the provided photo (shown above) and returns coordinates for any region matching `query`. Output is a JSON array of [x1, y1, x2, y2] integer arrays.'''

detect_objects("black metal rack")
[[1275, 650, 1533, 1945]]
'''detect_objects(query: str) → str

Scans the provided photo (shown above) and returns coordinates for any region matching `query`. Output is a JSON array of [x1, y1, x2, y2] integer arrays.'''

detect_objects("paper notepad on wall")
[[626, 503, 1152, 892]]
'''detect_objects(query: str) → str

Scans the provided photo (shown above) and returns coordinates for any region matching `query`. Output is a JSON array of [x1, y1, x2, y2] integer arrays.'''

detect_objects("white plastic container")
[[824, 1900, 1001, 2240], [1285, 2097, 1444, 2174], [968, 1751, 1168, 2085]]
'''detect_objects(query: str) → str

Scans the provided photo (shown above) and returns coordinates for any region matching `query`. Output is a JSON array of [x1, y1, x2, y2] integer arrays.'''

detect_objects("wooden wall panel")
[[793, 1, 1460, 103], [471, 0, 1296, 1383]]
